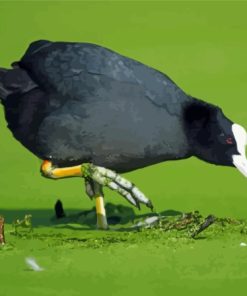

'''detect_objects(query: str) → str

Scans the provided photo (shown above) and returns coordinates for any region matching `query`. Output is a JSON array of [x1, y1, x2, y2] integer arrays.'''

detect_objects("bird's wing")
[[18, 40, 188, 114]]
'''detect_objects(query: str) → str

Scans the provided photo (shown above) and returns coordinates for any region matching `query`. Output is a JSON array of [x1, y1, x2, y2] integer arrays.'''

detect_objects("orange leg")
[[41, 160, 82, 179]]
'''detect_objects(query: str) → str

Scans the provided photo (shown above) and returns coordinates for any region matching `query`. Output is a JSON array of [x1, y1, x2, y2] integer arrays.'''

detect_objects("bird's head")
[[184, 100, 247, 176]]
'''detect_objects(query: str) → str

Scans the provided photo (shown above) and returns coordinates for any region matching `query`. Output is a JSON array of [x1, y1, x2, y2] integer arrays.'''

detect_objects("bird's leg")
[[85, 179, 108, 230], [41, 160, 153, 210], [41, 161, 108, 229], [95, 195, 108, 230], [41, 160, 82, 178]]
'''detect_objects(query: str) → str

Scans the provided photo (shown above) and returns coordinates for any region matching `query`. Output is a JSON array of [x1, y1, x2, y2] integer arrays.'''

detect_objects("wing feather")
[[19, 40, 188, 115]]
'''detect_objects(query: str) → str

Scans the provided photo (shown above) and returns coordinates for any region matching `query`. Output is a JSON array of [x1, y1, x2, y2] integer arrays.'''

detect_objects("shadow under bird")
[[0, 40, 246, 229]]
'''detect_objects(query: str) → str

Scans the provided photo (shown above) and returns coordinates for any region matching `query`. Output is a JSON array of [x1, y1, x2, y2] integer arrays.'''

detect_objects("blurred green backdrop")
[[2, 2, 247, 296], [0, 1, 247, 218]]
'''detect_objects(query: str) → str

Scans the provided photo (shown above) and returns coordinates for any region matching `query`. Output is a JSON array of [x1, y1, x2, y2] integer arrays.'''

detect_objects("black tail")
[[0, 68, 9, 101], [0, 67, 38, 102]]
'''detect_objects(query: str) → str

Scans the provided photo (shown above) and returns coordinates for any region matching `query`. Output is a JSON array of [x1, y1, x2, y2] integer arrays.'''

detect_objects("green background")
[[1, 1, 247, 295]]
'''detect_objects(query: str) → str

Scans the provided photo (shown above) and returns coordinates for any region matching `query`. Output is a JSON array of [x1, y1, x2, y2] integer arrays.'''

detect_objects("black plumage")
[[0, 40, 239, 173]]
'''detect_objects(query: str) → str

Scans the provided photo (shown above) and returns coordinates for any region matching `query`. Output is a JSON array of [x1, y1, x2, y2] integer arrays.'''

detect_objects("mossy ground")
[[3, 205, 247, 249], [1, 205, 247, 296]]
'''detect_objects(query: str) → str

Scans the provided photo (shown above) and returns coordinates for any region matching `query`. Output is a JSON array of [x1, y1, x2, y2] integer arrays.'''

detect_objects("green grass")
[[1, 1, 247, 295]]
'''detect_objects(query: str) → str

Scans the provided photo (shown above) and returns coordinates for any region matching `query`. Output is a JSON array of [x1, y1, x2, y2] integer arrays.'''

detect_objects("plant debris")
[[0, 216, 5, 245], [12, 214, 33, 234], [191, 215, 216, 238], [133, 216, 159, 228], [134, 210, 247, 239]]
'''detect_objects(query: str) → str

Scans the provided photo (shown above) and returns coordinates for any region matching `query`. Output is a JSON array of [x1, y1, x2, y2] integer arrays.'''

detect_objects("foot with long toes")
[[41, 160, 154, 229], [82, 163, 154, 210]]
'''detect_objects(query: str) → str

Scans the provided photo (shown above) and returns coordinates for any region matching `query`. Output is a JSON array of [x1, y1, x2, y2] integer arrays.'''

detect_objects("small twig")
[[0, 216, 5, 245], [191, 215, 215, 238]]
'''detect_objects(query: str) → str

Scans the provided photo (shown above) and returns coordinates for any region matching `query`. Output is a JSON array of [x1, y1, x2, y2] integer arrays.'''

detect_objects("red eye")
[[226, 137, 233, 144]]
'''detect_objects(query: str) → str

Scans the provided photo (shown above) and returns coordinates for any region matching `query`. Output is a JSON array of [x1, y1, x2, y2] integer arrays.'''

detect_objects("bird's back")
[[19, 40, 188, 116]]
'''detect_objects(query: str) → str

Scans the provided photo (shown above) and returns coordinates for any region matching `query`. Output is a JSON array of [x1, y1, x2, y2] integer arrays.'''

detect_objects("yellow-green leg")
[[41, 160, 109, 230], [41, 160, 153, 230], [95, 195, 108, 230]]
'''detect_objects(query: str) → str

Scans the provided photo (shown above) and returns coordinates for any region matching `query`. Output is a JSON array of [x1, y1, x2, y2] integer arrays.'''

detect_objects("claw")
[[81, 163, 153, 210], [146, 200, 154, 211]]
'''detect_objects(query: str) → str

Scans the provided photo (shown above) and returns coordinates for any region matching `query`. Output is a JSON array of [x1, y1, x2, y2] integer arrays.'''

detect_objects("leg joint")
[[41, 160, 57, 179]]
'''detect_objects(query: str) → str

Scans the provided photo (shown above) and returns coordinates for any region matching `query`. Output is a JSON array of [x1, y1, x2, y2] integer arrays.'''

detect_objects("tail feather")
[[0, 67, 38, 101], [0, 68, 9, 101]]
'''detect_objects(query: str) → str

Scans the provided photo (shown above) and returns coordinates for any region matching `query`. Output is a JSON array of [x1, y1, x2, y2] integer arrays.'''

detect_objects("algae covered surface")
[[1, 1, 247, 295], [1, 206, 247, 296]]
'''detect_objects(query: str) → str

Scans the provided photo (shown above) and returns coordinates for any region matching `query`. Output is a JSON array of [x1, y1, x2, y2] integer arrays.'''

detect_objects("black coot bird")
[[0, 40, 246, 229]]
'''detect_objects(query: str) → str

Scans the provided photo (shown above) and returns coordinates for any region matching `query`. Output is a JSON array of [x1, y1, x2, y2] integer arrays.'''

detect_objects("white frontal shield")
[[232, 123, 247, 177]]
